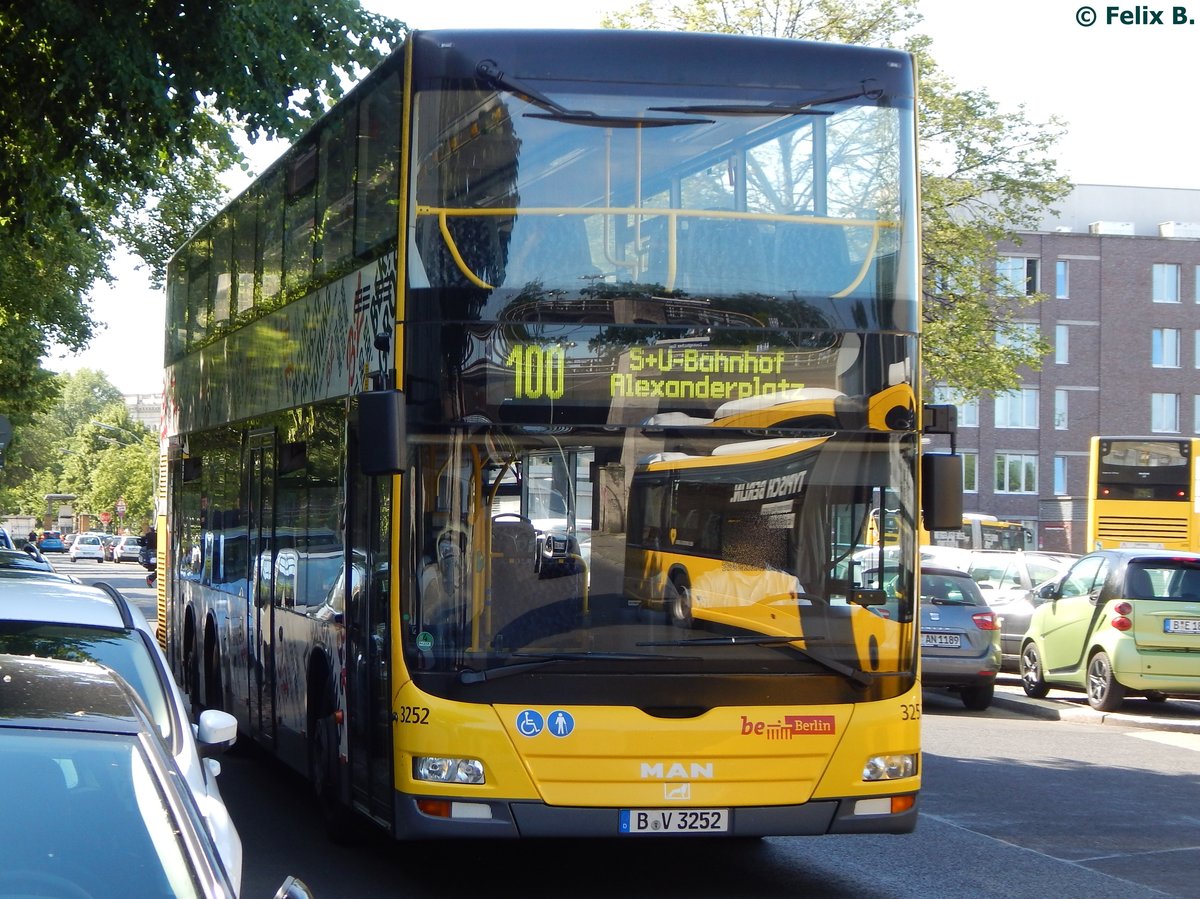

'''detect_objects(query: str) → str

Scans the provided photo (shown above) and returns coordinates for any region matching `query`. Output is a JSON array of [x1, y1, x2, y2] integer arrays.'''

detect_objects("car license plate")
[[922, 633, 961, 647], [1164, 618, 1200, 634], [619, 809, 728, 834]]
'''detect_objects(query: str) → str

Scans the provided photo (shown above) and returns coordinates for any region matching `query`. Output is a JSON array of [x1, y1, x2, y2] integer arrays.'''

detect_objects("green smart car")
[[1020, 549, 1200, 711]]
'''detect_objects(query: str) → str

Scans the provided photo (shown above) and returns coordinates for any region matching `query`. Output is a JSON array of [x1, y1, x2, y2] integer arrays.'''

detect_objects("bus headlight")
[[862, 753, 917, 781], [414, 756, 486, 784]]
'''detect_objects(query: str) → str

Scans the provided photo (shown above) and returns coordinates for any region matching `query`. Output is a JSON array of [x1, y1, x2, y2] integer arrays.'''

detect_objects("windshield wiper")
[[459, 650, 699, 684], [636, 635, 872, 687], [477, 59, 713, 129], [649, 81, 884, 117]]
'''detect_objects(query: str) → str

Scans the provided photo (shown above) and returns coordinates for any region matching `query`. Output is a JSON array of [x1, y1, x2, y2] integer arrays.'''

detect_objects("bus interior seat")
[[1125, 567, 1156, 600], [418, 214, 504, 288], [502, 215, 597, 288], [773, 219, 854, 296], [675, 216, 769, 293], [491, 515, 538, 563]]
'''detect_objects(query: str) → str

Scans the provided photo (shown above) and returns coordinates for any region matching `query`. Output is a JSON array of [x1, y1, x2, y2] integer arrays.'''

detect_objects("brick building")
[[933, 184, 1200, 554]]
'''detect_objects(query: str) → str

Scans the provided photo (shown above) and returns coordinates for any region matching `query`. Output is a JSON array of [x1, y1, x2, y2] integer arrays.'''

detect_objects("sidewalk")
[[991, 674, 1200, 734]]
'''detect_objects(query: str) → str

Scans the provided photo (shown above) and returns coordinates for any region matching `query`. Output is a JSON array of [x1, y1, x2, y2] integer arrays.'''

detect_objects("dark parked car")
[[919, 567, 1002, 710], [0, 547, 74, 582], [0, 653, 313, 899]]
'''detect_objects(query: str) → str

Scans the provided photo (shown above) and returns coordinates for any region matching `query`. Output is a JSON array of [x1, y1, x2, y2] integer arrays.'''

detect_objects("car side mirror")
[[196, 708, 238, 758]]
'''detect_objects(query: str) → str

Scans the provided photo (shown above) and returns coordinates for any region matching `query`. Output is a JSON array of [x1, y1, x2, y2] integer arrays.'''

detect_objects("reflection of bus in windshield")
[[625, 434, 909, 668], [159, 28, 953, 844]]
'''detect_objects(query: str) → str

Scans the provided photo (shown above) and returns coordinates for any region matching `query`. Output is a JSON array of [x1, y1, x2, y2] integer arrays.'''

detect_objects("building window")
[[1055, 324, 1069, 364], [997, 257, 1039, 297], [994, 388, 1039, 429], [995, 453, 1038, 494], [1195, 396, 1200, 434], [1153, 328, 1181, 367], [1056, 259, 1069, 298], [995, 322, 1039, 349], [932, 386, 978, 428], [1053, 456, 1067, 495], [1194, 330, 1200, 368], [1054, 390, 1068, 430], [1151, 393, 1180, 433], [1153, 263, 1180, 303], [962, 452, 978, 493]]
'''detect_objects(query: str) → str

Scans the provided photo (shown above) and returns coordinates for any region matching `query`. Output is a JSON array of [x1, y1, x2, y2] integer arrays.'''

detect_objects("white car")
[[69, 532, 105, 562], [0, 578, 243, 892]]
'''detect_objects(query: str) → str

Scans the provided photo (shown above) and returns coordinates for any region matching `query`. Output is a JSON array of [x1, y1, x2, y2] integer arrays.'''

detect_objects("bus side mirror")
[[359, 390, 407, 475], [921, 453, 963, 532]]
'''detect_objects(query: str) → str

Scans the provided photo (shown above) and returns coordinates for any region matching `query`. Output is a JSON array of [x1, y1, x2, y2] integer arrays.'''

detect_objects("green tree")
[[0, 370, 154, 528], [0, 1, 406, 416], [603, 0, 1070, 398]]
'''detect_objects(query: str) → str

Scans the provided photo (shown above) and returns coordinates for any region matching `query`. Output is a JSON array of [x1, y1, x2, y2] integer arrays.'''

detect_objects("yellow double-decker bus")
[[159, 28, 958, 841], [1087, 436, 1199, 550]]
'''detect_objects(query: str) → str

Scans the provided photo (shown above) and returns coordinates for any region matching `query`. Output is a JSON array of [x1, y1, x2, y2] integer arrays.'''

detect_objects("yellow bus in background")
[[1087, 436, 1199, 550]]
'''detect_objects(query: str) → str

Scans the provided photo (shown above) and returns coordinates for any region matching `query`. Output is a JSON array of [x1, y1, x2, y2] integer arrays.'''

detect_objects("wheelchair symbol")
[[516, 709, 544, 737]]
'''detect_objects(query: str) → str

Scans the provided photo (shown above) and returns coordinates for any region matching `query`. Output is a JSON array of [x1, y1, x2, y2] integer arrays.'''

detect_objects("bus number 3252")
[[505, 344, 566, 399]]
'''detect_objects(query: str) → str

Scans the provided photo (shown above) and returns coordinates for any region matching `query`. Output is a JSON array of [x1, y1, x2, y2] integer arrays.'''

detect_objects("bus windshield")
[[410, 69, 912, 318]]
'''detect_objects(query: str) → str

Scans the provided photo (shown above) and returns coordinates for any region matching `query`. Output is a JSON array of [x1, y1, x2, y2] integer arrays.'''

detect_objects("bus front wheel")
[[667, 577, 693, 628]]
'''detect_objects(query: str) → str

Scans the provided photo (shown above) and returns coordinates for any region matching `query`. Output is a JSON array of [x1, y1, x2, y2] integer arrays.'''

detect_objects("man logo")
[[640, 762, 714, 780]]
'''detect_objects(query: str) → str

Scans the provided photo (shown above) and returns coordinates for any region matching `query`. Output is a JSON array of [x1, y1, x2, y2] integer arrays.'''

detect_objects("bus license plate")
[[1164, 618, 1200, 634], [620, 809, 729, 834], [922, 633, 961, 647]]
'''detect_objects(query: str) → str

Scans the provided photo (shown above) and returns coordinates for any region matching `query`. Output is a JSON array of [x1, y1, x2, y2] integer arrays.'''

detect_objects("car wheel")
[[667, 577, 693, 628], [960, 682, 994, 711], [1086, 651, 1126, 711], [1019, 641, 1051, 698], [1143, 690, 1168, 703]]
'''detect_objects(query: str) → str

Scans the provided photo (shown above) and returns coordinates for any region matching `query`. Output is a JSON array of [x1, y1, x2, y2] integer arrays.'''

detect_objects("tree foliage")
[[603, 0, 1071, 398], [0, 370, 157, 530], [0, 1, 406, 417]]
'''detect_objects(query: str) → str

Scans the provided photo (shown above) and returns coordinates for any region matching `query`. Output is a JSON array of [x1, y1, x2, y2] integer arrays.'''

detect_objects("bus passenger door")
[[346, 418, 394, 827], [246, 433, 276, 741]]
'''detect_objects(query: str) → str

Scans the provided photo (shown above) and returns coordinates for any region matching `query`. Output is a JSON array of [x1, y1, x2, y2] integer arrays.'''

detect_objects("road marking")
[[1127, 731, 1200, 752]]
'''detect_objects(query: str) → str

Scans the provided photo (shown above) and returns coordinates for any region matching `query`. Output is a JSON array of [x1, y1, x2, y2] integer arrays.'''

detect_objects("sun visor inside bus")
[[359, 390, 407, 475], [921, 453, 964, 532]]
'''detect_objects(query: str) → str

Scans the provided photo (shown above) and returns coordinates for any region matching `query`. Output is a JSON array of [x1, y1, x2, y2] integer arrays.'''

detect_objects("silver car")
[[965, 550, 1078, 669], [919, 567, 1003, 710], [0, 653, 312, 899], [0, 578, 243, 891]]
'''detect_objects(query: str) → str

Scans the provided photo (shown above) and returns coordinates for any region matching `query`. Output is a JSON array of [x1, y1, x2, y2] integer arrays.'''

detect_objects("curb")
[[991, 687, 1200, 734]]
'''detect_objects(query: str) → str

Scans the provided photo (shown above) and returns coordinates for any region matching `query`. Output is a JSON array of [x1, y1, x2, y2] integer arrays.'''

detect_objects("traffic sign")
[[99, 512, 112, 524]]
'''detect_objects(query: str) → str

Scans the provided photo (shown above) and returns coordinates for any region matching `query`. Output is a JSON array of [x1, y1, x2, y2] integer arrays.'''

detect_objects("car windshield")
[[0, 731, 203, 898], [1127, 560, 1200, 600], [920, 573, 985, 606], [0, 623, 173, 742], [0, 550, 54, 573]]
